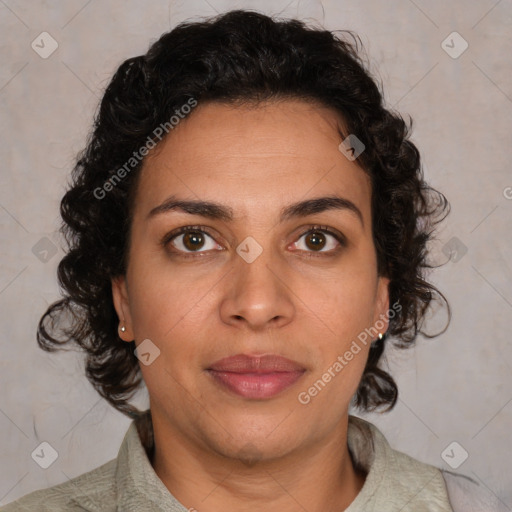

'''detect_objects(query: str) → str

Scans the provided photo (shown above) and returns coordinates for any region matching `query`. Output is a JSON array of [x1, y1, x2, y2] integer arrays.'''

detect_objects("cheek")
[[299, 264, 378, 340], [307, 292, 373, 383], [126, 249, 216, 338], [298, 287, 372, 409], [127, 270, 208, 396]]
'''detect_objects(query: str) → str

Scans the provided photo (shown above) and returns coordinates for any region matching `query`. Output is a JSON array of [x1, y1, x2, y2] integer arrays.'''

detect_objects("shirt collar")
[[115, 411, 187, 511]]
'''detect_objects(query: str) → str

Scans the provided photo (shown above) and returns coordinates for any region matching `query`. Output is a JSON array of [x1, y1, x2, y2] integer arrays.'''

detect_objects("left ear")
[[111, 274, 135, 342], [373, 276, 391, 334]]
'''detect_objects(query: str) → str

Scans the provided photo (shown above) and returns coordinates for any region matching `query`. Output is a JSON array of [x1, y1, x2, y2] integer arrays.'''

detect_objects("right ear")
[[111, 275, 135, 342]]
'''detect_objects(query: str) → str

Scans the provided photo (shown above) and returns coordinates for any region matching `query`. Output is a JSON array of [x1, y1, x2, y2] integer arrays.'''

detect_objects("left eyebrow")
[[280, 196, 364, 227], [147, 195, 364, 227]]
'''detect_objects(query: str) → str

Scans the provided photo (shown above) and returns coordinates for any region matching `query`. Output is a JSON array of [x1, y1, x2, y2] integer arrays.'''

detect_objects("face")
[[112, 99, 390, 462]]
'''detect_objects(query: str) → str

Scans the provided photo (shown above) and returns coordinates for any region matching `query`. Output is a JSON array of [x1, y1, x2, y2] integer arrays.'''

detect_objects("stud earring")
[[120, 325, 126, 333], [371, 332, 384, 347]]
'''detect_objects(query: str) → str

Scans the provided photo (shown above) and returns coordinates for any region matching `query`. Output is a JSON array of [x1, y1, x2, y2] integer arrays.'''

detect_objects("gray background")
[[1, 0, 511, 507]]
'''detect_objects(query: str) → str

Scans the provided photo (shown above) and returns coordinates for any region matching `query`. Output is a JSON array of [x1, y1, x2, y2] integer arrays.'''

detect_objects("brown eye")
[[304, 231, 327, 251], [165, 227, 221, 255], [292, 226, 344, 255], [182, 231, 206, 251]]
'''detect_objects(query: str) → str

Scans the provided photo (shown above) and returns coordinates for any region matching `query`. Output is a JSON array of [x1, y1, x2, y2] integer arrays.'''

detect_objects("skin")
[[112, 99, 390, 512]]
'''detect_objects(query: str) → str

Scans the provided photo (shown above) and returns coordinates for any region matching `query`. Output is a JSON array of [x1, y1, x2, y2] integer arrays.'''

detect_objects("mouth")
[[206, 354, 306, 399]]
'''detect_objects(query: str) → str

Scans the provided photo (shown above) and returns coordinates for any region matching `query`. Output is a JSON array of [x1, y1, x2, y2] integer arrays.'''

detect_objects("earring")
[[371, 332, 384, 347], [120, 324, 126, 333]]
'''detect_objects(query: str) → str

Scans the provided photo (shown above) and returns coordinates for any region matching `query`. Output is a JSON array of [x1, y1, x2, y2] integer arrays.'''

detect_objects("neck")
[[149, 414, 366, 512]]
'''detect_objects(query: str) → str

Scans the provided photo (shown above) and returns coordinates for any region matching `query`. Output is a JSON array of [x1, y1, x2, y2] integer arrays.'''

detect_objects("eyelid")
[[295, 224, 345, 243]]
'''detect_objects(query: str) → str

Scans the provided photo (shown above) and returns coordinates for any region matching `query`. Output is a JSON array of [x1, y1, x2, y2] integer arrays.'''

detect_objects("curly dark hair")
[[38, 9, 450, 422]]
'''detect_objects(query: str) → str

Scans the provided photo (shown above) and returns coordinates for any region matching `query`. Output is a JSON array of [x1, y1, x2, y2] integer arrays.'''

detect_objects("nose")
[[219, 247, 295, 331]]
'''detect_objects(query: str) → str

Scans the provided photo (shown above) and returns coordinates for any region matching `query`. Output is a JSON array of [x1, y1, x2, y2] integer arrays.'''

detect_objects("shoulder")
[[441, 470, 510, 512], [349, 416, 509, 511], [1, 458, 117, 512], [347, 416, 453, 510]]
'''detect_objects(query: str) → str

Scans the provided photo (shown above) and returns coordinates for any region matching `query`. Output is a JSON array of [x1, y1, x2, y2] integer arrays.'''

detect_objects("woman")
[[3, 9, 505, 512]]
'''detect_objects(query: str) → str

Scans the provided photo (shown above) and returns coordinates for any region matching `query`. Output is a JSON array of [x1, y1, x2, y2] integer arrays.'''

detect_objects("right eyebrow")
[[147, 196, 233, 222]]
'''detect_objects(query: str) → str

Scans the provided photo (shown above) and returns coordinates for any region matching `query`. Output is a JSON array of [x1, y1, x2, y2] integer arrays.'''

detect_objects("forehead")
[[134, 99, 372, 224]]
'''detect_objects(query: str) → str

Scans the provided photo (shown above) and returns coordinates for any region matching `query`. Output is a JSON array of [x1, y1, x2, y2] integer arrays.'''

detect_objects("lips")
[[208, 354, 305, 373], [206, 354, 306, 399]]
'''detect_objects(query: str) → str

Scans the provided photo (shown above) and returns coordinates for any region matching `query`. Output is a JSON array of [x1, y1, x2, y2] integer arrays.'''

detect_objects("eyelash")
[[160, 224, 346, 259]]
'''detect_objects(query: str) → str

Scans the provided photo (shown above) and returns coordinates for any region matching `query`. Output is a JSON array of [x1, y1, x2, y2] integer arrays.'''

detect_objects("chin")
[[218, 437, 296, 466], [203, 420, 305, 464]]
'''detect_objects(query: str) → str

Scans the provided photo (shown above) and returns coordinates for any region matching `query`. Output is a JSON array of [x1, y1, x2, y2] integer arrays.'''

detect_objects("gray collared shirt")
[[2, 414, 505, 511]]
